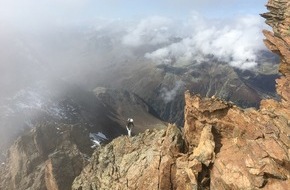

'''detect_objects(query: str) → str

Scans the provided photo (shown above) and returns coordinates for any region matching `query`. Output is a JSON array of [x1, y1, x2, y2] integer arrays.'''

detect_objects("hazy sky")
[[0, 0, 270, 84], [0, 0, 270, 72], [0, 0, 268, 26]]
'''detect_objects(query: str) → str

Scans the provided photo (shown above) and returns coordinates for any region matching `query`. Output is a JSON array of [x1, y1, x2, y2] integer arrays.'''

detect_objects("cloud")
[[143, 14, 266, 69], [160, 81, 185, 103], [122, 16, 175, 47], [0, 0, 93, 28]]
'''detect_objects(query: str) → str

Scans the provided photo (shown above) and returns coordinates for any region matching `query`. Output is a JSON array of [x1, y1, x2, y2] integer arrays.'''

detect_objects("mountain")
[[92, 51, 279, 126], [0, 81, 121, 154], [69, 0, 288, 189], [93, 87, 166, 134], [0, 15, 279, 131], [0, 85, 166, 189], [0, 0, 289, 189], [0, 80, 166, 163]]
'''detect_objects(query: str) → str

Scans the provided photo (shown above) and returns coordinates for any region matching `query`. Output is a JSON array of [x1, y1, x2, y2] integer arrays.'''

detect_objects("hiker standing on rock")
[[126, 118, 134, 137]]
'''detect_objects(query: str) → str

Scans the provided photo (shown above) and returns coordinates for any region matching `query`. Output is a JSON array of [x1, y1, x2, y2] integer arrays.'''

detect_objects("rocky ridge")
[[72, 0, 290, 189], [72, 123, 217, 190]]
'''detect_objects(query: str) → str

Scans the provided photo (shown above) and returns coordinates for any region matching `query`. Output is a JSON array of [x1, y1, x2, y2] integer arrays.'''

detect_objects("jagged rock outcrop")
[[184, 91, 289, 189], [0, 124, 93, 190], [72, 124, 215, 190], [261, 0, 290, 105]]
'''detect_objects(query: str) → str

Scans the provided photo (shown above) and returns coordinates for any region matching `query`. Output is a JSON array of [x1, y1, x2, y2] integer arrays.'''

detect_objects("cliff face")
[[73, 0, 290, 189], [261, 0, 290, 104], [0, 124, 93, 190]]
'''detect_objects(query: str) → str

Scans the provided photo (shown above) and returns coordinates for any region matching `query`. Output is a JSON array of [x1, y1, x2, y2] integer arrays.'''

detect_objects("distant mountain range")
[[89, 50, 279, 125], [0, 24, 280, 158]]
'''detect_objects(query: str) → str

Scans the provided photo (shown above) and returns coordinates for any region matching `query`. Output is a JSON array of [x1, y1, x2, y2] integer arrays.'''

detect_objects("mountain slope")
[[0, 87, 167, 189], [96, 55, 279, 126], [94, 87, 166, 134], [0, 81, 124, 156]]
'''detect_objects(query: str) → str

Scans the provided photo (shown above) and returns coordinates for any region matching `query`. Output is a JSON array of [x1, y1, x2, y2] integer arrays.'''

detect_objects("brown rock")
[[0, 124, 92, 190], [183, 87, 290, 189], [191, 124, 215, 166], [72, 125, 181, 190], [72, 124, 214, 190]]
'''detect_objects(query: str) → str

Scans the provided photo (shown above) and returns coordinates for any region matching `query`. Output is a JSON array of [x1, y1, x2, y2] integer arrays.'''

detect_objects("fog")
[[0, 0, 268, 96], [161, 81, 185, 103], [144, 14, 266, 69], [0, 14, 267, 96], [0, 0, 271, 150]]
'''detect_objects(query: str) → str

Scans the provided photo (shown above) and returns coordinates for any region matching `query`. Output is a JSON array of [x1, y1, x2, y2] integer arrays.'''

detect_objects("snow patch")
[[89, 132, 108, 148]]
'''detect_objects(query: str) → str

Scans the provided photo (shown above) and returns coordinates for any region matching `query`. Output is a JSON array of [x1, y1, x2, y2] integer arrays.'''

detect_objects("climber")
[[126, 118, 134, 137]]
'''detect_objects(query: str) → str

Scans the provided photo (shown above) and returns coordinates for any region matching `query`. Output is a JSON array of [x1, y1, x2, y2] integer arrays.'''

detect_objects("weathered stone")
[[0, 124, 92, 190], [72, 124, 214, 190], [191, 125, 215, 166]]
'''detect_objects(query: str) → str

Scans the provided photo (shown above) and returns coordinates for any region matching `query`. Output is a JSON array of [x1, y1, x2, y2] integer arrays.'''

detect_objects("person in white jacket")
[[126, 118, 134, 137]]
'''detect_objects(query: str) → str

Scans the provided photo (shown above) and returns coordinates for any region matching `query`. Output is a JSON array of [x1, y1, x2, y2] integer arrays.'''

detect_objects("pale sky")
[[0, 0, 268, 25], [0, 0, 270, 71]]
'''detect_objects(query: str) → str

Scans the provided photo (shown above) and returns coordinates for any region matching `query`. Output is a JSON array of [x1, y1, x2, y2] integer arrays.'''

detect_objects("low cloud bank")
[[123, 14, 267, 70], [122, 16, 175, 47], [160, 81, 185, 103]]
